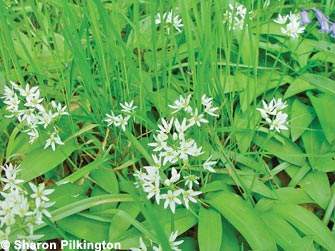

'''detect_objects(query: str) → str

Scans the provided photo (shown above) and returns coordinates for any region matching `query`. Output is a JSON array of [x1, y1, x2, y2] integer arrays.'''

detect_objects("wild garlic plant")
[[273, 8, 335, 39], [104, 100, 137, 131], [0, 163, 54, 242], [223, 3, 252, 30], [130, 230, 183, 251], [155, 9, 184, 34], [2, 81, 68, 151], [257, 98, 288, 133], [133, 94, 219, 214], [274, 12, 306, 39]]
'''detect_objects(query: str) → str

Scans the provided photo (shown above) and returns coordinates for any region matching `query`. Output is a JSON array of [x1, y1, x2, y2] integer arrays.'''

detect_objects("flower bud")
[[300, 8, 311, 25], [313, 8, 330, 33]]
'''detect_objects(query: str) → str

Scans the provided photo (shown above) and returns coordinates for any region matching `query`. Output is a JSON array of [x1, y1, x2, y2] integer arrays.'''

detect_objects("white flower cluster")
[[257, 98, 288, 133], [155, 10, 183, 34], [223, 3, 252, 30], [134, 94, 219, 214], [2, 81, 68, 151], [130, 230, 183, 251], [104, 100, 137, 131], [274, 12, 306, 39], [0, 163, 54, 242]]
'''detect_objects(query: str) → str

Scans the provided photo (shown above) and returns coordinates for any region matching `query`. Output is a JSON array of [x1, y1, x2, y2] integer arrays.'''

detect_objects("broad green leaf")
[[258, 40, 290, 53], [302, 125, 322, 168], [235, 153, 266, 172], [160, 208, 198, 236], [20, 139, 77, 182], [284, 77, 314, 99], [237, 30, 255, 69], [240, 175, 277, 199], [56, 157, 106, 185], [65, 123, 98, 142], [226, 72, 289, 98], [259, 22, 284, 36], [234, 105, 259, 153], [275, 187, 314, 204], [308, 92, 335, 143], [125, 192, 172, 251], [223, 73, 256, 113], [256, 72, 292, 96], [292, 39, 314, 68], [114, 158, 139, 172], [198, 207, 222, 251], [179, 237, 197, 251], [0, 71, 6, 95], [290, 99, 315, 141], [90, 165, 119, 194], [312, 40, 335, 56], [124, 130, 154, 166], [141, 207, 196, 251], [35, 226, 64, 241], [146, 88, 180, 117], [201, 180, 232, 193], [99, 208, 153, 247], [47, 194, 133, 224], [213, 173, 276, 199], [221, 218, 239, 251], [253, 133, 306, 166], [127, 15, 153, 48], [221, 75, 239, 94], [313, 152, 335, 172], [48, 183, 89, 208], [90, 186, 118, 213], [302, 74, 335, 96], [57, 214, 109, 242], [300, 171, 331, 209], [206, 191, 277, 251], [130, 201, 196, 251], [261, 211, 303, 250], [272, 203, 335, 250], [113, 227, 142, 249], [6, 128, 46, 158], [289, 237, 316, 251], [11, 30, 33, 63], [286, 164, 311, 187], [302, 127, 335, 172], [311, 51, 335, 63], [109, 202, 140, 242]]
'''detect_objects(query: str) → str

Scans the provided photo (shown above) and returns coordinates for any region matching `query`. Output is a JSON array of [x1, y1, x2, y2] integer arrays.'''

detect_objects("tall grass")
[[1, 0, 335, 250]]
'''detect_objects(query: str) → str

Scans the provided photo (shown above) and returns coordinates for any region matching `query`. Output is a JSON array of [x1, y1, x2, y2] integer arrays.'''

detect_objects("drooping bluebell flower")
[[329, 22, 335, 38], [313, 8, 330, 33], [300, 8, 311, 25]]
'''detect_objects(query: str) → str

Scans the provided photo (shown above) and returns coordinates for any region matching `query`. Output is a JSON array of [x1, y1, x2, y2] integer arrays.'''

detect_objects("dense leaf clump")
[[1, 0, 335, 250]]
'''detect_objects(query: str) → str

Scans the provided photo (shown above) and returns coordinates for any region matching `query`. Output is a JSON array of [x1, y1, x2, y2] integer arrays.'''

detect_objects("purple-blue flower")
[[301, 8, 311, 25], [329, 22, 335, 38], [313, 8, 330, 33]]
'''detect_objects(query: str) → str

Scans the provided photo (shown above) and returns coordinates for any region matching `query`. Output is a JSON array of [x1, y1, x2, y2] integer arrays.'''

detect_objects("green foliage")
[[198, 207, 222, 251], [207, 191, 278, 251], [1, 0, 335, 250]]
